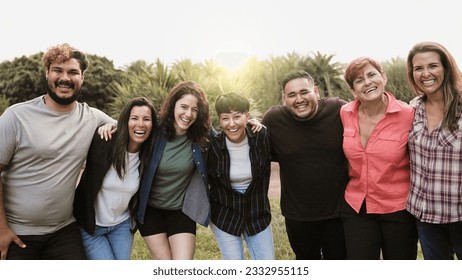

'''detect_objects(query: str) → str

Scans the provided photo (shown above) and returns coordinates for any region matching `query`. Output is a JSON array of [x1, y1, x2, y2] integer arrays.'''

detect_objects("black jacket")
[[73, 130, 139, 235]]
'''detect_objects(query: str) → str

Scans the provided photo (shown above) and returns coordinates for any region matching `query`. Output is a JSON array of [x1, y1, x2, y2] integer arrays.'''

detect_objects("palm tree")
[[307, 52, 347, 99], [383, 57, 413, 102], [109, 59, 178, 117]]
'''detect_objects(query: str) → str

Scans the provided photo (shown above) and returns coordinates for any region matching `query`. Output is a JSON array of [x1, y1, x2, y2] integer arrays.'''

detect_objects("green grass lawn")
[[131, 198, 294, 260], [131, 198, 423, 260]]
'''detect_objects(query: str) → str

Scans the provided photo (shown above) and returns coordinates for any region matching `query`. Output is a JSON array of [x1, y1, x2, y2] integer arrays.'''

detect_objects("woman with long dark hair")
[[406, 42, 462, 260], [74, 97, 156, 259]]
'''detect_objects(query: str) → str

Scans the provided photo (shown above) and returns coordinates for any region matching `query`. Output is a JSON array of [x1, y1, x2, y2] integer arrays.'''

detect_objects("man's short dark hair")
[[281, 70, 314, 92]]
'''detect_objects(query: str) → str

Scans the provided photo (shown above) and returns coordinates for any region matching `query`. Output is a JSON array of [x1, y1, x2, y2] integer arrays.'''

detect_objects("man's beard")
[[47, 81, 81, 105]]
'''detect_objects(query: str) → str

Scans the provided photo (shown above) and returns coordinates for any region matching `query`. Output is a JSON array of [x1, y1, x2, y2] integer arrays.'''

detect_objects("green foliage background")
[[0, 50, 414, 121], [0, 50, 422, 260]]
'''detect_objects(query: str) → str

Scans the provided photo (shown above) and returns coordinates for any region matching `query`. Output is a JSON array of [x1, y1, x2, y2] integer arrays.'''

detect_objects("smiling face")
[[127, 105, 153, 152], [173, 94, 199, 136], [45, 58, 84, 106], [219, 110, 249, 143], [350, 63, 387, 103], [411, 51, 445, 97], [282, 77, 319, 120]]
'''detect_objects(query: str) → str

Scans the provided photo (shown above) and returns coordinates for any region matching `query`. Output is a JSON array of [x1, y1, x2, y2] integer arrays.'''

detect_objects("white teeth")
[[422, 80, 435, 86], [134, 131, 146, 136], [229, 128, 238, 132], [57, 81, 72, 88], [365, 87, 376, 94], [180, 117, 190, 123]]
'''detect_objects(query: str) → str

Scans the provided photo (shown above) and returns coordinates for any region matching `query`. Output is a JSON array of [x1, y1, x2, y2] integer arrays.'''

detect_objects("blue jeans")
[[210, 223, 275, 260], [80, 218, 134, 260], [416, 220, 462, 260]]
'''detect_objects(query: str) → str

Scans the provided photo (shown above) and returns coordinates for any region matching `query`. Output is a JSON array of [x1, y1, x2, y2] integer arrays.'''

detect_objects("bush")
[[0, 95, 9, 115]]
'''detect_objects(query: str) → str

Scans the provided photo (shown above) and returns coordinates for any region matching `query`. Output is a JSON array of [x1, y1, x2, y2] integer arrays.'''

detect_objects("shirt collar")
[[343, 91, 402, 114]]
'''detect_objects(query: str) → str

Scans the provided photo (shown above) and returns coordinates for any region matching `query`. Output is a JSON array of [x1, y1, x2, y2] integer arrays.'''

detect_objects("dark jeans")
[[285, 217, 347, 260], [341, 201, 418, 260], [416, 220, 462, 260], [7, 222, 86, 260]]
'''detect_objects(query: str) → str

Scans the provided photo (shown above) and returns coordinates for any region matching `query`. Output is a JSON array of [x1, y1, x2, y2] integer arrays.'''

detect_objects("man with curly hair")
[[0, 43, 115, 259]]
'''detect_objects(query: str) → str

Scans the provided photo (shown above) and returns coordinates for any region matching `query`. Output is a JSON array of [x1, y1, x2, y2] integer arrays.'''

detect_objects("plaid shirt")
[[406, 98, 462, 223], [207, 125, 272, 236]]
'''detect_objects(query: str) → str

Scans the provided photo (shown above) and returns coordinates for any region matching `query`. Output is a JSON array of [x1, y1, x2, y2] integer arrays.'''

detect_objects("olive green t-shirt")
[[148, 134, 194, 209]]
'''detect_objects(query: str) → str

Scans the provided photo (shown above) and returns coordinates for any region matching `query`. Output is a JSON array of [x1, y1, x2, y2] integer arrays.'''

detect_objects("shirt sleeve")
[[0, 108, 18, 165], [92, 107, 116, 127]]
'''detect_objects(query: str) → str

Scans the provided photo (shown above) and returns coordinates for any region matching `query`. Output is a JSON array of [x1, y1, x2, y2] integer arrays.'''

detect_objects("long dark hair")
[[112, 97, 157, 179], [159, 81, 211, 148], [407, 41, 462, 131]]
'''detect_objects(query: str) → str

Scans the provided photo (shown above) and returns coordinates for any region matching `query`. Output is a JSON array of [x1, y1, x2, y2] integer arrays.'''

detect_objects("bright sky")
[[1, 0, 462, 69]]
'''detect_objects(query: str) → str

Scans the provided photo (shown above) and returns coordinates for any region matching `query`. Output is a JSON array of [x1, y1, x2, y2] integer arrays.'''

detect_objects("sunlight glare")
[[213, 40, 252, 70]]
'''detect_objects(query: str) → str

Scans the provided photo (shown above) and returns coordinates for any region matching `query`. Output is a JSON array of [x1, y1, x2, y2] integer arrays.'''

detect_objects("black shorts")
[[138, 206, 196, 237]]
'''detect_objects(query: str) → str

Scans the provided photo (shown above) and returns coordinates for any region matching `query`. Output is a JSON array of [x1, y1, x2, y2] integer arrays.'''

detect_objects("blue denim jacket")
[[136, 132, 210, 226]]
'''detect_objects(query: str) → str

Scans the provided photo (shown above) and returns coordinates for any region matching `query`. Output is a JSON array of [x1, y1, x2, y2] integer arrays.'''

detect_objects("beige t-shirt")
[[0, 96, 114, 235]]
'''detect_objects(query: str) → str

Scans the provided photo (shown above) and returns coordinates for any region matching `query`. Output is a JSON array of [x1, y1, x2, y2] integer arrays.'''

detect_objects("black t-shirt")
[[262, 97, 349, 221]]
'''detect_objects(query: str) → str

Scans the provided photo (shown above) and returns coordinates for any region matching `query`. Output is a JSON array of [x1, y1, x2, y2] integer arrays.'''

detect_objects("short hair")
[[281, 70, 314, 92], [344, 57, 385, 89], [215, 92, 250, 115], [42, 43, 90, 73]]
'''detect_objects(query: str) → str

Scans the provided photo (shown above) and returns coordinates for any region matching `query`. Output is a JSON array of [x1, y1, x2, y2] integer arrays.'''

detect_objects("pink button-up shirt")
[[340, 92, 415, 214]]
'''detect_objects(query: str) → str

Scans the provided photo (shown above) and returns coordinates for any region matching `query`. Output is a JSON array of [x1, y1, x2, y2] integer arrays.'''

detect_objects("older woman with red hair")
[[340, 57, 418, 259]]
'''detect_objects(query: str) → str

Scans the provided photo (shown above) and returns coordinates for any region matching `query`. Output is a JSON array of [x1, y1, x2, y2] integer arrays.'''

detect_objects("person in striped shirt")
[[208, 92, 274, 260]]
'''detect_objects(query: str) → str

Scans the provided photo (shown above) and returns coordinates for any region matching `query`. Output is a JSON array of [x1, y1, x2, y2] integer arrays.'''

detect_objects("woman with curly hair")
[[136, 81, 211, 260]]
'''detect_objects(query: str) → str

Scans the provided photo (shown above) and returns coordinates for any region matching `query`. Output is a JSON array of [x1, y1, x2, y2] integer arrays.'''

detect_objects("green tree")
[[0, 95, 9, 115], [236, 51, 351, 116], [0, 53, 45, 105], [383, 57, 413, 103], [0, 53, 122, 113], [172, 58, 257, 128], [109, 59, 179, 118], [307, 52, 350, 101], [79, 54, 122, 113], [237, 54, 302, 114], [237, 57, 282, 117]]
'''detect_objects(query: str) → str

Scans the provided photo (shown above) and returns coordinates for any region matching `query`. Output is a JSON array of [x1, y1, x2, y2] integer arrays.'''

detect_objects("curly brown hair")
[[159, 81, 211, 148], [41, 43, 89, 73]]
